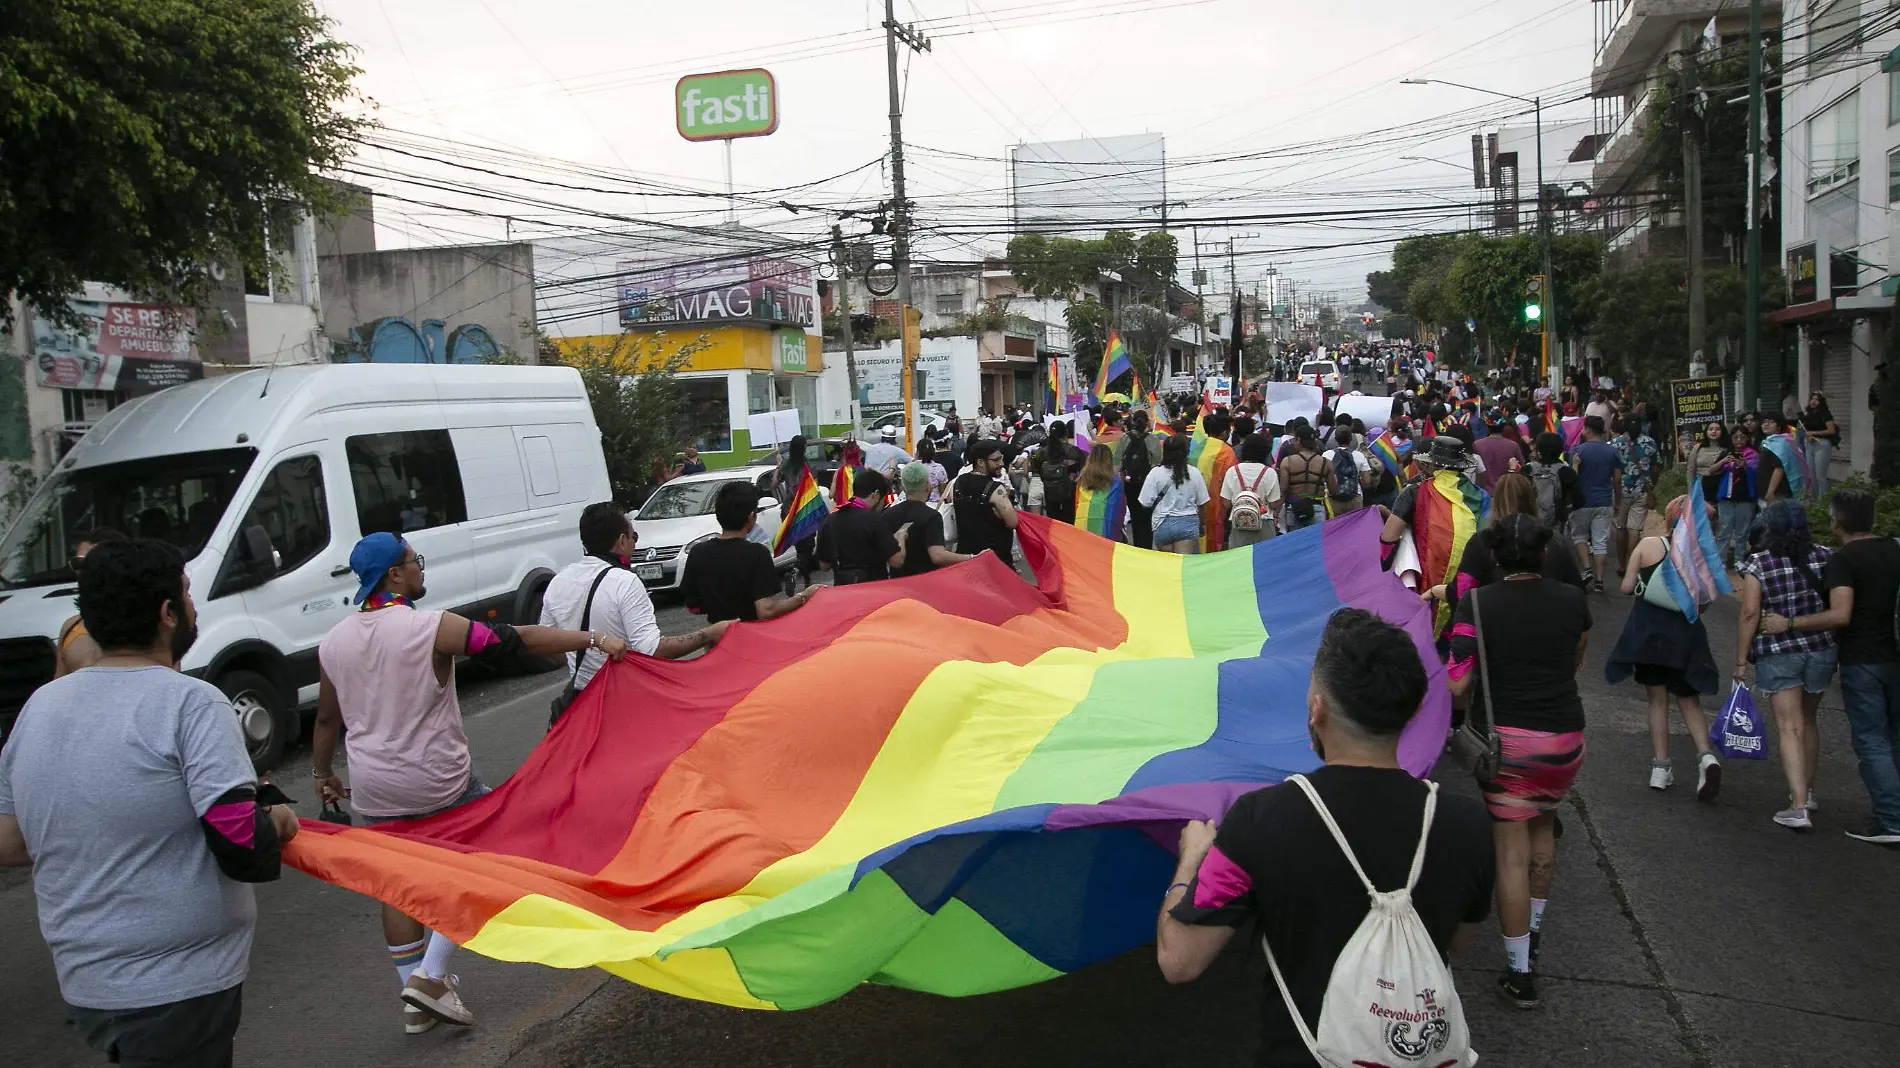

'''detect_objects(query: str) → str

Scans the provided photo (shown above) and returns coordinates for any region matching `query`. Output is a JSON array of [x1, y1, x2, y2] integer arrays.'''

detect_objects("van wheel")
[[514, 580, 562, 674], [219, 669, 291, 772]]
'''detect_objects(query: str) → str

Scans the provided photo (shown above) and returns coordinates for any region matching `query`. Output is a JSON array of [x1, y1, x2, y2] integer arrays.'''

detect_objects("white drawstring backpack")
[[1262, 775, 1476, 1068]]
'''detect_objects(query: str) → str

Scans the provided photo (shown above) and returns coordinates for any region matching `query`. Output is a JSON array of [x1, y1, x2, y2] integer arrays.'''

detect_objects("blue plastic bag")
[[1709, 684, 1769, 760]]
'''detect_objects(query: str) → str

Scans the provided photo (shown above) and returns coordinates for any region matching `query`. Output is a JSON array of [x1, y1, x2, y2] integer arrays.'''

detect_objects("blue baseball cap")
[[349, 532, 408, 605]]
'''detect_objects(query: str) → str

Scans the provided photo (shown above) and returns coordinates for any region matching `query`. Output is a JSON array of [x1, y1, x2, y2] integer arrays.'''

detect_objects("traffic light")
[[1523, 275, 1545, 323]]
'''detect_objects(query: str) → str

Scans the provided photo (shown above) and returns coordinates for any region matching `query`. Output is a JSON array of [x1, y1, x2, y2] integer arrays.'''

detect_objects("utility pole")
[[885, 0, 930, 451], [1744, 0, 1764, 410], [1681, 29, 1707, 371], [831, 224, 861, 430]]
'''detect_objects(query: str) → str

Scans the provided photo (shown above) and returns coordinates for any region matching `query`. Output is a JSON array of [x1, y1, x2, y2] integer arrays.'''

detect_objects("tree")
[[1, 0, 363, 325], [1065, 297, 1108, 380], [542, 331, 712, 507], [1643, 40, 1784, 267], [1365, 270, 1405, 312]]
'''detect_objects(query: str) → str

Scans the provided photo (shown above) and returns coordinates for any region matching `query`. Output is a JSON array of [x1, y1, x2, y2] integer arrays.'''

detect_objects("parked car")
[[746, 436, 849, 491], [0, 364, 610, 769], [862, 409, 948, 441], [627, 469, 798, 593], [1298, 360, 1341, 391]]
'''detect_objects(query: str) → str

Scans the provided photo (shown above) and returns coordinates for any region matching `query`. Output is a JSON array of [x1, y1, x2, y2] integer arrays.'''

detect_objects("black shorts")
[[69, 984, 242, 1068], [1632, 664, 1704, 698]]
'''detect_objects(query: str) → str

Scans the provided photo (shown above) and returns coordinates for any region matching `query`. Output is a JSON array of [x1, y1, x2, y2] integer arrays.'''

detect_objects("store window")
[[683, 378, 732, 452], [346, 430, 468, 535], [746, 372, 773, 416], [237, 455, 330, 574]]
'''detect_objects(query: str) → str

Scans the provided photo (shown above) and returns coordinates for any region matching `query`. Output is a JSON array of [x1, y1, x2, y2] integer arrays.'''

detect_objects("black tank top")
[[953, 473, 1013, 559]]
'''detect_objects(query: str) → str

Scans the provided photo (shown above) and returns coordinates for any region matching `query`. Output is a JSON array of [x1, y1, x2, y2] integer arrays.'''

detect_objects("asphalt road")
[[5, 504, 1898, 1068]]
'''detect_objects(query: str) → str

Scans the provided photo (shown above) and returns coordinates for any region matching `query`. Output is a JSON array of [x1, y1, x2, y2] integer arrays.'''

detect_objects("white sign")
[[1165, 374, 1195, 394], [746, 408, 802, 448], [1205, 375, 1232, 407], [854, 347, 957, 415], [1264, 381, 1324, 427], [1335, 394, 1394, 433]]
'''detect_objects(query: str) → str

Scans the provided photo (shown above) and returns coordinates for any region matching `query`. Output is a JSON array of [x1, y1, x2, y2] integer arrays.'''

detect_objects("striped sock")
[[389, 939, 426, 986]]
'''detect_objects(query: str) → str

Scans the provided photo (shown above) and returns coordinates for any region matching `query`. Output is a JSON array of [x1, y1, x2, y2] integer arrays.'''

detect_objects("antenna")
[[259, 334, 287, 397]]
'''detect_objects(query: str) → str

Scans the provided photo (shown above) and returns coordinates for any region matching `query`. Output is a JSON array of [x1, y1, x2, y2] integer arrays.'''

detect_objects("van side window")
[[346, 431, 469, 535], [239, 456, 330, 574]]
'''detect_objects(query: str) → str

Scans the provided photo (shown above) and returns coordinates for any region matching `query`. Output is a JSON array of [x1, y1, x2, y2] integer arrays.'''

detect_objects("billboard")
[[1011, 135, 1166, 235], [1670, 376, 1727, 460], [676, 69, 779, 142], [32, 300, 204, 394], [853, 348, 958, 417], [617, 255, 816, 329]]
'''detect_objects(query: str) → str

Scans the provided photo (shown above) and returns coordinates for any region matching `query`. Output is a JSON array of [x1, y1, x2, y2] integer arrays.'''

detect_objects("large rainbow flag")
[[1091, 331, 1133, 403], [1072, 479, 1126, 541], [1187, 419, 1237, 553], [285, 511, 1447, 1011], [772, 466, 830, 554]]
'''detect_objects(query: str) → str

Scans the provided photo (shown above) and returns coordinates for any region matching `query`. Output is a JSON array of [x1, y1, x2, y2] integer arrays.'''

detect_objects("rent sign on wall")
[[676, 69, 779, 141]]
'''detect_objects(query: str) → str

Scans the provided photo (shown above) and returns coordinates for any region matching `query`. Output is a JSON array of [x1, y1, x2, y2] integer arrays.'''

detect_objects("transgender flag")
[[1658, 478, 1732, 623]]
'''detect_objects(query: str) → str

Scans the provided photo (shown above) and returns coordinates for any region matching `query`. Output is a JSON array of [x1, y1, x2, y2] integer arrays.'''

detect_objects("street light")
[[1402, 77, 1553, 383]]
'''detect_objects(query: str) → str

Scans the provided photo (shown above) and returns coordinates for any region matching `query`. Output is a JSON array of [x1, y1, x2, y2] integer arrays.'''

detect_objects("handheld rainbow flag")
[[1091, 331, 1133, 402], [830, 463, 858, 507], [1412, 468, 1489, 632], [772, 466, 830, 555], [1542, 403, 1560, 436], [285, 511, 1448, 1011], [1071, 479, 1126, 541], [1369, 429, 1412, 478], [1045, 359, 1060, 413], [1188, 418, 1237, 553]]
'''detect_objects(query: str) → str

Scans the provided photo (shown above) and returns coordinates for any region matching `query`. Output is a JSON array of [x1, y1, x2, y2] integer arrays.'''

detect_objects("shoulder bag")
[[1448, 586, 1502, 781], [548, 567, 614, 727]]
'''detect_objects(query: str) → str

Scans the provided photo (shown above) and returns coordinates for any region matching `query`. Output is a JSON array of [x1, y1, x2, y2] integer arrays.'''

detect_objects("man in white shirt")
[[862, 426, 913, 480], [1584, 388, 1617, 424], [541, 503, 730, 693]]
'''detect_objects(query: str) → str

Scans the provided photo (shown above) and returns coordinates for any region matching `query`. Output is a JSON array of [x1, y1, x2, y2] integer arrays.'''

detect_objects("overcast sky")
[[318, 0, 1597, 303]]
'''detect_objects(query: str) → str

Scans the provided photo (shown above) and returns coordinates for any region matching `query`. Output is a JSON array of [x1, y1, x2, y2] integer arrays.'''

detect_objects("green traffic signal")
[[1524, 302, 1543, 321]]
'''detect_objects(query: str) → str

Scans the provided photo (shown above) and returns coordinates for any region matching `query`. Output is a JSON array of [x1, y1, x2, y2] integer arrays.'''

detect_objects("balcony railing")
[[1595, 88, 1652, 167], [1596, 0, 1636, 61]]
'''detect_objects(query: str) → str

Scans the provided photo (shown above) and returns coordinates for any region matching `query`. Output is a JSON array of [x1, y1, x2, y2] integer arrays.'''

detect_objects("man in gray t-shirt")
[[0, 540, 295, 1067]]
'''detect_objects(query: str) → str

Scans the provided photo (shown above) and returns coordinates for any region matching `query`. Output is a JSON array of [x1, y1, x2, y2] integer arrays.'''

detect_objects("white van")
[[0, 364, 610, 768]]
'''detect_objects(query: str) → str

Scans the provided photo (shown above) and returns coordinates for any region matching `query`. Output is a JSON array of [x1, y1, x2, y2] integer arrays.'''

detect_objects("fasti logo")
[[676, 69, 779, 142]]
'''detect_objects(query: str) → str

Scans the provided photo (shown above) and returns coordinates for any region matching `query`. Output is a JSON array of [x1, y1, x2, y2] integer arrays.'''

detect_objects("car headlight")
[[685, 532, 717, 554]]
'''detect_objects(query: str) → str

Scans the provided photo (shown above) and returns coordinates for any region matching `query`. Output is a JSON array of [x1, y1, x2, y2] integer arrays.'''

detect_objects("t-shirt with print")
[[0, 667, 257, 1010], [1823, 536, 1900, 665], [681, 536, 781, 622], [1612, 434, 1659, 498], [1172, 766, 1494, 1068], [1447, 578, 1592, 733], [1571, 439, 1622, 508]]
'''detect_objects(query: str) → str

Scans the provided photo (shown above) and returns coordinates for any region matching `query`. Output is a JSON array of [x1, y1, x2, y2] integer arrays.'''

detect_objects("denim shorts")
[[1754, 648, 1838, 695], [360, 772, 491, 826], [1151, 512, 1200, 546]]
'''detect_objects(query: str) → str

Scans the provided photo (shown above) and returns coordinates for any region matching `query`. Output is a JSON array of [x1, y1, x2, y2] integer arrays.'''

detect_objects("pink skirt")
[[1480, 726, 1586, 822]]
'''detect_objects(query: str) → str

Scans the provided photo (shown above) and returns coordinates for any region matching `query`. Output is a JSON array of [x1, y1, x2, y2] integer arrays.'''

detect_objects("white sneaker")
[[401, 972, 475, 1026], [1649, 762, 1674, 790], [1805, 791, 1819, 811], [1696, 753, 1722, 802], [1773, 807, 1813, 832], [403, 1004, 438, 1035]]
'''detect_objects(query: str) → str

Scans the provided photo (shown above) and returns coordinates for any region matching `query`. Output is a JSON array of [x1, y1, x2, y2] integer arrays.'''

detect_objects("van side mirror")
[[756, 496, 779, 511], [242, 524, 279, 578]]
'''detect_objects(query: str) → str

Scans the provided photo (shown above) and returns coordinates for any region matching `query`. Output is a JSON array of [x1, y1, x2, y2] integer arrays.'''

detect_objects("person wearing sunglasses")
[[53, 529, 128, 678]]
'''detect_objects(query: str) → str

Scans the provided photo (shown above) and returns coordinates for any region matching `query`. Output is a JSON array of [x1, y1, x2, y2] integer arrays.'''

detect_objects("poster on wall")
[[1669, 376, 1727, 460], [32, 301, 203, 395]]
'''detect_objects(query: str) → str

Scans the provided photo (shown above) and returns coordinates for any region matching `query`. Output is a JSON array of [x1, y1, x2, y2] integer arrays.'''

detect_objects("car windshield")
[[0, 447, 258, 588], [1301, 362, 1335, 375], [638, 478, 747, 520]]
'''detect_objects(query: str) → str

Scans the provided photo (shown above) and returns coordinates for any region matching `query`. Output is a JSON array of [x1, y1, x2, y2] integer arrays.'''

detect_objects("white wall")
[[245, 301, 321, 365]]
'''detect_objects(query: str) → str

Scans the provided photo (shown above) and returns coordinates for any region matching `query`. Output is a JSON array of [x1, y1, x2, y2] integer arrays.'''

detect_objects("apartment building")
[[1769, 0, 1897, 479]]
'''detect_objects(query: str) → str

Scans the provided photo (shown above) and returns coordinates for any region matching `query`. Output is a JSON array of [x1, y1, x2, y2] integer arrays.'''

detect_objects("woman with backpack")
[[1735, 500, 1837, 831], [1276, 423, 1336, 531], [1608, 495, 1725, 800], [1326, 428, 1364, 516], [1138, 433, 1211, 554], [1523, 431, 1577, 529], [1446, 514, 1591, 1010], [1220, 433, 1281, 546]]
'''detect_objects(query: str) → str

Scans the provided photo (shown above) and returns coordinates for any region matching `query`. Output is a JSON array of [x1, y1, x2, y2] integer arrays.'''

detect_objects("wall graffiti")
[[337, 317, 502, 364]]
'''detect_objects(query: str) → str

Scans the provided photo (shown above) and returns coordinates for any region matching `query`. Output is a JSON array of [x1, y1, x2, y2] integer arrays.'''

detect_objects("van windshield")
[[0, 447, 257, 588]]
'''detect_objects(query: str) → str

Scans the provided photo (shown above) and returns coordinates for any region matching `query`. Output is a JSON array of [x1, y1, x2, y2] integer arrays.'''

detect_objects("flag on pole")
[[1091, 332, 1133, 402], [1046, 359, 1060, 414], [772, 466, 831, 555]]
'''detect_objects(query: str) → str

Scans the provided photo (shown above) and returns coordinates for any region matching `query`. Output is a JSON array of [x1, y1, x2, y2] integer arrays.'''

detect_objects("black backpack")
[[1120, 434, 1154, 487]]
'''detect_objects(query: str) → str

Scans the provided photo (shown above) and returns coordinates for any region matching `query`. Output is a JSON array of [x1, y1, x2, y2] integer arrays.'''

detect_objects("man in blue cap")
[[310, 532, 629, 1034]]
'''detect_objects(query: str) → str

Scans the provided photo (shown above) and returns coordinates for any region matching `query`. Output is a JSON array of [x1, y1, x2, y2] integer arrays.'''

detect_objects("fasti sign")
[[676, 69, 778, 142]]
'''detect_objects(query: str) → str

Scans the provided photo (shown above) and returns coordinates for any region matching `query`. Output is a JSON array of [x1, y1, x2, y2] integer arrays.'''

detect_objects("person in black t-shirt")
[[1037, 421, 1087, 525], [886, 463, 972, 577], [1762, 487, 1900, 842], [1158, 609, 1494, 1065], [681, 482, 817, 623], [952, 440, 1018, 564], [1447, 514, 1590, 1009], [815, 469, 906, 584]]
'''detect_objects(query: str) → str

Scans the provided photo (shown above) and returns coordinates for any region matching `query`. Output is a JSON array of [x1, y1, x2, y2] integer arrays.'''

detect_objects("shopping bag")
[[1709, 684, 1769, 760]]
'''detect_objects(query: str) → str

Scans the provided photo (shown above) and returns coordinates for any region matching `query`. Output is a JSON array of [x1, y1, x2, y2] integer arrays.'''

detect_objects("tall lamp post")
[[1401, 79, 1552, 384]]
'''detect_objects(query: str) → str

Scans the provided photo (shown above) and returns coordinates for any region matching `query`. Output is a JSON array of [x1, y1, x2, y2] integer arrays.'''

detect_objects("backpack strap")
[[568, 566, 615, 688], [1404, 780, 1441, 893]]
